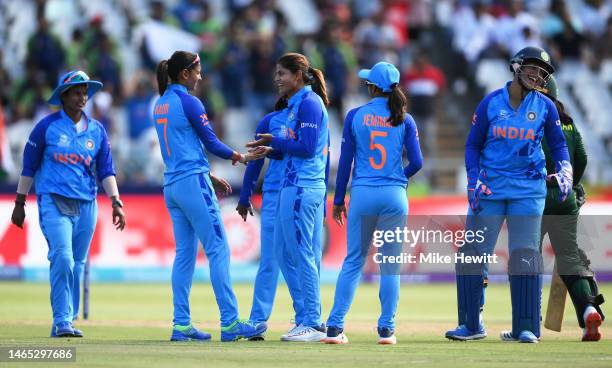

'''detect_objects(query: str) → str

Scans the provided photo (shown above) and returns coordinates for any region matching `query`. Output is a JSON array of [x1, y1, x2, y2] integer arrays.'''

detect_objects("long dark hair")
[[386, 84, 408, 127], [277, 52, 329, 106], [156, 51, 199, 95], [554, 99, 573, 125]]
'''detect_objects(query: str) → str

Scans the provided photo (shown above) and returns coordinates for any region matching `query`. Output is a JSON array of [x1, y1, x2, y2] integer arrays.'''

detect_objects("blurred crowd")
[[0, 0, 610, 189]]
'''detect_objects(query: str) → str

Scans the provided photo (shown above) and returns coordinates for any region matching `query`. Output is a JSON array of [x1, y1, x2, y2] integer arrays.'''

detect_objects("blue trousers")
[[275, 186, 325, 327], [327, 185, 407, 330], [38, 194, 97, 326], [456, 197, 545, 331], [164, 173, 239, 327], [466, 197, 545, 257], [249, 190, 280, 323]]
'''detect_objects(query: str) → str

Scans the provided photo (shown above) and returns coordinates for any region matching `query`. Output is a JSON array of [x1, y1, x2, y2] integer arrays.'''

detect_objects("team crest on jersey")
[[527, 111, 537, 121], [86, 139, 95, 150], [58, 134, 69, 147], [288, 110, 295, 121], [498, 109, 510, 120]]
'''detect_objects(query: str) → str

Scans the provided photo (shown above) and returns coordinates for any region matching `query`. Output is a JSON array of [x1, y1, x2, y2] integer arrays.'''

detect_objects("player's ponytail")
[[308, 66, 330, 107], [157, 51, 199, 95], [387, 83, 408, 127], [278, 53, 329, 106], [156, 59, 169, 95]]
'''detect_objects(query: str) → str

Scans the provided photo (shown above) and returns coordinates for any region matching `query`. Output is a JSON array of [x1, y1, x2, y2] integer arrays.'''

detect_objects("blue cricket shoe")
[[445, 324, 487, 341], [170, 325, 212, 342], [51, 322, 83, 338], [221, 320, 267, 342]]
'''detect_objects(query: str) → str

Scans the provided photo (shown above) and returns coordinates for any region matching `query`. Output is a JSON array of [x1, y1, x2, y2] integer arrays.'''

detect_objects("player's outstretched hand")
[[236, 203, 254, 222], [332, 204, 347, 226], [246, 133, 273, 148], [231, 146, 272, 165], [210, 173, 232, 196], [112, 206, 126, 231], [11, 202, 25, 229]]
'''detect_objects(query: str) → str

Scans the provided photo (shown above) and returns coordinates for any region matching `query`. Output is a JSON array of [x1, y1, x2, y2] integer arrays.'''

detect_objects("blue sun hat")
[[48, 70, 103, 106], [358, 61, 400, 93]]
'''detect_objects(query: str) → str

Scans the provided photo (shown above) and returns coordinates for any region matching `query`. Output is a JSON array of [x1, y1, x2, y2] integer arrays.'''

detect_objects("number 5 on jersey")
[[369, 130, 388, 169]]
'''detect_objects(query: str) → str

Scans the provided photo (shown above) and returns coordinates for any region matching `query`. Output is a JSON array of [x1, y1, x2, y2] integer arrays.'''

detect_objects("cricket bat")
[[544, 264, 567, 332]]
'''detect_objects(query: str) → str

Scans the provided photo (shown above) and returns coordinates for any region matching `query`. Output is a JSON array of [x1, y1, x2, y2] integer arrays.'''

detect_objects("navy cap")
[[358, 61, 400, 92]]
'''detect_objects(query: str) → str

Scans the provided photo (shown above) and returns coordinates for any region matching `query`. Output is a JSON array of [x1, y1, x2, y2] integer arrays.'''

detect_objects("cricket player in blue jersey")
[[247, 53, 330, 342], [236, 98, 289, 340], [153, 51, 268, 342], [445, 46, 572, 343], [323, 62, 422, 345], [10, 70, 126, 338]]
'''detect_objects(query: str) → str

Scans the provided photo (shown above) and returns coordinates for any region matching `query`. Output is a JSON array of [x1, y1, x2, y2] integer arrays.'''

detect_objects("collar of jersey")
[[288, 85, 312, 107], [168, 83, 188, 93], [503, 81, 535, 112], [368, 97, 387, 105], [60, 109, 90, 134]]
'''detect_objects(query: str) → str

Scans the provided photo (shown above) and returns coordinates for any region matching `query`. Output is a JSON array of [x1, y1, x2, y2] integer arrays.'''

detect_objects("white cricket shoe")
[[281, 325, 326, 342]]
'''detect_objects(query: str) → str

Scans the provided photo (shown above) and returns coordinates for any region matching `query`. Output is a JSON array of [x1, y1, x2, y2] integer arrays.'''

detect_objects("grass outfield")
[[0, 282, 611, 367]]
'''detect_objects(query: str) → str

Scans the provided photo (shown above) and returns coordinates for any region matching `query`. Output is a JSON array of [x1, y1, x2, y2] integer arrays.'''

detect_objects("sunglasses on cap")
[[63, 71, 90, 84]]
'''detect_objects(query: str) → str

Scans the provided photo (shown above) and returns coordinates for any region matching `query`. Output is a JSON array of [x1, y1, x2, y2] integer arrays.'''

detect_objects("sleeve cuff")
[[271, 137, 284, 151]]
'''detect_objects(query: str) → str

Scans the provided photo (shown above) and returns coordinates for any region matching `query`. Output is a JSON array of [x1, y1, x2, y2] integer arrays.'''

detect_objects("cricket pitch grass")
[[1, 282, 611, 367]]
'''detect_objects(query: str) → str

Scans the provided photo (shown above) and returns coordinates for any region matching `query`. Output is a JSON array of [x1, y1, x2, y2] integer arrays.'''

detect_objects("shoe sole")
[[323, 336, 349, 344], [248, 335, 265, 341], [378, 336, 397, 345], [445, 333, 487, 341], [518, 338, 539, 343], [170, 337, 211, 342], [282, 333, 326, 342], [582, 312, 602, 342], [222, 325, 268, 342]]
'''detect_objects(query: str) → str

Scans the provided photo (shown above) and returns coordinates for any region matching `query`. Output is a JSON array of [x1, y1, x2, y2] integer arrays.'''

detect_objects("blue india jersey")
[[270, 86, 329, 189], [333, 97, 422, 205], [153, 84, 234, 186], [22, 109, 115, 201], [465, 82, 568, 199]]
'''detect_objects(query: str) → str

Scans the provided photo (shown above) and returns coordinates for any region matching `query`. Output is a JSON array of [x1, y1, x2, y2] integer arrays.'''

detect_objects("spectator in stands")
[[401, 47, 446, 157], [125, 76, 155, 142], [593, 16, 612, 62], [539, 0, 584, 64], [319, 20, 356, 118], [188, 2, 223, 65], [580, 0, 611, 39], [92, 33, 123, 101], [11, 60, 51, 122], [150, 0, 180, 28], [248, 37, 278, 124], [493, 0, 540, 56], [219, 19, 249, 108], [451, 0, 496, 65], [26, 15, 65, 88], [65, 28, 87, 71], [174, 0, 208, 32], [354, 9, 401, 67]]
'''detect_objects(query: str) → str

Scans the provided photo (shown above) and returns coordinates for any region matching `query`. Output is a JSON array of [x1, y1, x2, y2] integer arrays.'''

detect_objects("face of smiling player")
[[517, 60, 550, 91], [61, 84, 88, 122], [274, 64, 303, 98]]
